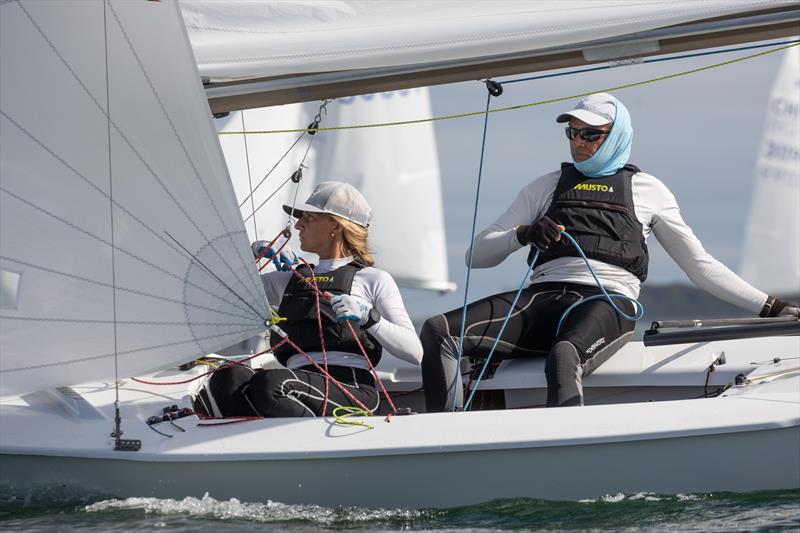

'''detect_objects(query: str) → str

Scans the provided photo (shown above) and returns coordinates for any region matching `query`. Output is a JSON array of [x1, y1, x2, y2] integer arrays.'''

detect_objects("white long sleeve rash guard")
[[261, 257, 423, 371], [469, 169, 768, 314]]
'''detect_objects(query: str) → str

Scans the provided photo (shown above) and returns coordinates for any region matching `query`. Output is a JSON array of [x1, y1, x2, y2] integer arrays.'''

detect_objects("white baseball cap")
[[556, 92, 617, 126], [283, 181, 372, 228]]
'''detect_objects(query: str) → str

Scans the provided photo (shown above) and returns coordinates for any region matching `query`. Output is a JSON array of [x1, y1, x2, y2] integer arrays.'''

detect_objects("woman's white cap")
[[556, 92, 617, 126], [283, 181, 372, 228]]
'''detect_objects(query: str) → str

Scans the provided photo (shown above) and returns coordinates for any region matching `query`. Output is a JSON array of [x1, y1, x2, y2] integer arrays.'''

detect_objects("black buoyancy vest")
[[270, 262, 383, 367], [528, 163, 649, 282]]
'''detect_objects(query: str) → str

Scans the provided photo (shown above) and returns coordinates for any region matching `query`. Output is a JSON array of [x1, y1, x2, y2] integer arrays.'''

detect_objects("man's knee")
[[545, 341, 581, 376], [545, 341, 584, 407]]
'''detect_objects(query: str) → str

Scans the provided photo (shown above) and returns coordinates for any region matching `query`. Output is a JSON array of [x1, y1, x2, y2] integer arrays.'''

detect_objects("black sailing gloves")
[[760, 296, 800, 317], [516, 216, 566, 251]]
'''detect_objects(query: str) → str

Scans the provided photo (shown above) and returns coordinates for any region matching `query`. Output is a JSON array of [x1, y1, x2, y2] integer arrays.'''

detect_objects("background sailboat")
[[740, 45, 800, 297], [215, 90, 455, 293]]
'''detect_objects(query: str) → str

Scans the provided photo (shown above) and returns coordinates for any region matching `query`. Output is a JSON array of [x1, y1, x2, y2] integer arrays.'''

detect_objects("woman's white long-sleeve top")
[[261, 257, 423, 370], [469, 169, 768, 314]]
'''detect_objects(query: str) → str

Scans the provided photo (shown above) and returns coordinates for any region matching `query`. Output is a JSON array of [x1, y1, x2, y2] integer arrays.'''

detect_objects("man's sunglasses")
[[565, 126, 611, 142]]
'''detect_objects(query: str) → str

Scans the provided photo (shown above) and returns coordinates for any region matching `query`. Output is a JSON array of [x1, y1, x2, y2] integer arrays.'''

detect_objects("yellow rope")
[[219, 42, 799, 136], [269, 308, 286, 326], [332, 406, 374, 429], [746, 366, 800, 382]]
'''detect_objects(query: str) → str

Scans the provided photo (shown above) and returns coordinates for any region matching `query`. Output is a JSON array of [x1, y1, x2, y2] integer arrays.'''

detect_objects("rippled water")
[[1, 488, 799, 532]]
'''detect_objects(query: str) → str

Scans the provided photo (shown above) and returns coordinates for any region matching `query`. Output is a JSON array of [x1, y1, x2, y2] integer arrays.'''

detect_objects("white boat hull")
[[1, 424, 797, 508], [2, 338, 798, 507]]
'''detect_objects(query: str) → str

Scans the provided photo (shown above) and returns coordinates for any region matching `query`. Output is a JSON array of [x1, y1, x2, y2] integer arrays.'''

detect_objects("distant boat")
[[740, 46, 800, 296]]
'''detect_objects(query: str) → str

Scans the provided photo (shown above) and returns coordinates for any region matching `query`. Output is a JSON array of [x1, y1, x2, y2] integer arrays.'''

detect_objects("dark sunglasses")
[[565, 126, 611, 142]]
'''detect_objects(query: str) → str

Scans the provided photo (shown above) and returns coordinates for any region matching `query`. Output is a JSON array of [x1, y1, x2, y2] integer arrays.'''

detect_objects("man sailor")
[[420, 92, 799, 411]]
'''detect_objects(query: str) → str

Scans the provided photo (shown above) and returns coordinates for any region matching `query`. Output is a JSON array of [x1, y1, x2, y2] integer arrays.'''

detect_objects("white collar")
[[315, 256, 354, 273]]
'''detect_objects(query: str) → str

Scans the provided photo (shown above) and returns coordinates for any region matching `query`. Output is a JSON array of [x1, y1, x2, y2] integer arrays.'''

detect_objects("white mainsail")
[[313, 89, 455, 292], [181, 0, 800, 110], [0, 0, 265, 396], [740, 46, 800, 295]]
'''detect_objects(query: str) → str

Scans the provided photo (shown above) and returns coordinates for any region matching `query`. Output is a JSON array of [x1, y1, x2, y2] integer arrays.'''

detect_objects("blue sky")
[[401, 41, 792, 318]]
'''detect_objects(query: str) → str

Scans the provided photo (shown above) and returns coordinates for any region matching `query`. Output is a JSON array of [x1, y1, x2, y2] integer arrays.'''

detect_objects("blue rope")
[[453, 91, 493, 411], [555, 232, 643, 334], [503, 39, 800, 85], [463, 250, 537, 411], [461, 232, 643, 411]]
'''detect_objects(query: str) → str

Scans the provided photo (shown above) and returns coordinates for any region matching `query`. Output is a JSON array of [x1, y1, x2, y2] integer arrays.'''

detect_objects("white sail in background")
[[0, 0, 265, 396], [740, 46, 800, 295], [216, 90, 455, 292], [313, 89, 455, 292], [216, 106, 317, 244]]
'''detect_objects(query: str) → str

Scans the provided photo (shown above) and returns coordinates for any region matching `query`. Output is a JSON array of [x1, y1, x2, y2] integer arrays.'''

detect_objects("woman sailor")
[[420, 92, 799, 412], [238, 181, 422, 417]]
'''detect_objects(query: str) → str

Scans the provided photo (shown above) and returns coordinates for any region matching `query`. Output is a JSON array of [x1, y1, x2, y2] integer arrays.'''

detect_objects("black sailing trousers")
[[420, 282, 636, 410]]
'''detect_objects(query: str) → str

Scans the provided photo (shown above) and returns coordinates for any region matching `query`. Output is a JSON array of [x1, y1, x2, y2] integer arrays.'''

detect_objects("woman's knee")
[[247, 369, 294, 414], [545, 341, 581, 377], [420, 314, 448, 345]]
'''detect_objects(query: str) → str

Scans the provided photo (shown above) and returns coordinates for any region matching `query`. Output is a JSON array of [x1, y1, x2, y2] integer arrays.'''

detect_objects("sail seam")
[[0, 187, 261, 321], [0, 255, 257, 322], [0, 316, 250, 326], [0, 326, 265, 374], [106, 1, 265, 310], [0, 109, 213, 279]]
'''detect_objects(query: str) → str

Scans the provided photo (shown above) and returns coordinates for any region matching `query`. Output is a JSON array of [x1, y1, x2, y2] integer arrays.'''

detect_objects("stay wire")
[[237, 131, 305, 208], [240, 111, 258, 239], [454, 88, 493, 412], [286, 99, 332, 227], [243, 100, 331, 226], [102, 0, 123, 442]]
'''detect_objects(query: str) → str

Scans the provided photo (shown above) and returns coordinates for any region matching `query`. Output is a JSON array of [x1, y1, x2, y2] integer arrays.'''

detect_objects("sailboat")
[[740, 45, 800, 297], [1, 0, 799, 508]]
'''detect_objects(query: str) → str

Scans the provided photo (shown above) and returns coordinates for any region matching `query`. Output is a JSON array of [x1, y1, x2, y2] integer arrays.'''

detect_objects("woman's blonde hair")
[[336, 216, 374, 266]]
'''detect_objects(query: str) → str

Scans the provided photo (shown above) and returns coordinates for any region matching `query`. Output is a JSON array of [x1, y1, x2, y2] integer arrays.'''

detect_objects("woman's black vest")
[[528, 163, 649, 282], [270, 262, 383, 366]]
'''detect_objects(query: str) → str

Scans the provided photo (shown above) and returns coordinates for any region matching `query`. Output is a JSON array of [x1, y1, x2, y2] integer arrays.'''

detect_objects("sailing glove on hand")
[[251, 241, 297, 272], [517, 216, 565, 251], [760, 296, 800, 317], [331, 294, 371, 324]]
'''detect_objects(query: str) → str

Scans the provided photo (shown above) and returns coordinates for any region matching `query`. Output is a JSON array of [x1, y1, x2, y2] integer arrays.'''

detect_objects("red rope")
[[344, 321, 398, 415], [288, 263, 398, 416], [298, 257, 331, 416], [281, 336, 373, 413], [255, 228, 292, 272]]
